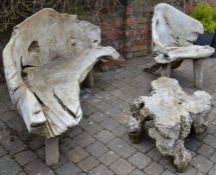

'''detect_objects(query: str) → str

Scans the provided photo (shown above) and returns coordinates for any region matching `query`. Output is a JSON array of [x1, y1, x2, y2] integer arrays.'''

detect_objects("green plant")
[[192, 3, 216, 32]]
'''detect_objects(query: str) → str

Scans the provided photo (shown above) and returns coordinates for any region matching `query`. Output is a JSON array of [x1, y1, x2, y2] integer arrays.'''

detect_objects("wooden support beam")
[[83, 70, 94, 88], [161, 63, 171, 77], [45, 137, 59, 166], [193, 59, 204, 89]]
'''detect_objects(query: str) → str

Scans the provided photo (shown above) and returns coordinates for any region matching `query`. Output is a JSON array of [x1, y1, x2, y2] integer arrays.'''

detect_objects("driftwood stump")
[[128, 77, 212, 172]]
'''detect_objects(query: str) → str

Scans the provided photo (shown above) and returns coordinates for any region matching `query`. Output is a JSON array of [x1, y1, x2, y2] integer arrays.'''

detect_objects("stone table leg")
[[45, 137, 59, 166], [83, 70, 94, 88]]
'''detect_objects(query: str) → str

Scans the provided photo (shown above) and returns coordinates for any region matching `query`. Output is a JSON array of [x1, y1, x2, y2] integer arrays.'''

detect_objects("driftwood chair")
[[3, 8, 120, 165], [144, 3, 215, 88]]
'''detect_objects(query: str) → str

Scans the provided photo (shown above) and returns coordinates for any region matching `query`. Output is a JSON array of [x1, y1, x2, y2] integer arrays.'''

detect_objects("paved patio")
[[0, 56, 216, 175]]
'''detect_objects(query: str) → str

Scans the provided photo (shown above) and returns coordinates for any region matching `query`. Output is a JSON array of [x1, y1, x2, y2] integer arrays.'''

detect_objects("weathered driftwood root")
[[3, 8, 120, 165], [3, 8, 120, 139], [128, 77, 212, 172]]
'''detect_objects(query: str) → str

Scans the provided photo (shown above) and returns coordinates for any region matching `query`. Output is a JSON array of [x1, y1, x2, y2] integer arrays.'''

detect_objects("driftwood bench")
[[3, 8, 120, 165], [128, 77, 212, 172], [144, 3, 215, 88]]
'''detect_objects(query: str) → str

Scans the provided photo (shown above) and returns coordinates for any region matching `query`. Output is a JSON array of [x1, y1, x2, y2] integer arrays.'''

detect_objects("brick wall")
[[120, 0, 184, 59], [0, 0, 187, 62], [82, 0, 185, 59]]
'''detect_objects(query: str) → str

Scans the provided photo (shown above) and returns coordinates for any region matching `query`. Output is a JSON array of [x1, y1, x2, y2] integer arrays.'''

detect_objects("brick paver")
[[110, 158, 135, 175], [0, 57, 216, 174]]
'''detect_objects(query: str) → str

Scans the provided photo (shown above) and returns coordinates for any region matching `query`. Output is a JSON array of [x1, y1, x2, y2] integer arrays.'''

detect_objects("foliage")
[[0, 0, 123, 32], [192, 3, 216, 32]]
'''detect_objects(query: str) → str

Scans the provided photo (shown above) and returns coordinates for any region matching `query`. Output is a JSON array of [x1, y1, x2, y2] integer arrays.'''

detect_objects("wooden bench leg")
[[193, 59, 204, 89], [161, 63, 171, 77], [83, 70, 94, 88], [45, 137, 59, 166]]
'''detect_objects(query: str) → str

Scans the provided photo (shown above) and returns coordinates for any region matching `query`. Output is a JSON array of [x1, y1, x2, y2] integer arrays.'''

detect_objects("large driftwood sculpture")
[[129, 77, 212, 172], [3, 8, 120, 165], [144, 3, 215, 87]]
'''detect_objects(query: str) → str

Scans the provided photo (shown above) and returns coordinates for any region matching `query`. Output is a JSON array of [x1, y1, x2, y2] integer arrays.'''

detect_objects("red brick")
[[112, 19, 123, 27], [135, 40, 147, 46], [124, 45, 132, 52], [126, 18, 137, 26], [126, 6, 133, 16]]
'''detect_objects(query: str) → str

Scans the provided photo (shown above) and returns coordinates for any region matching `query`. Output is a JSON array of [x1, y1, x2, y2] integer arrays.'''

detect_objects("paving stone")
[[203, 135, 216, 148], [56, 161, 81, 175], [79, 173, 88, 175], [78, 156, 99, 172], [82, 102, 97, 116], [60, 137, 76, 153], [67, 126, 83, 138], [16, 172, 27, 175], [128, 152, 152, 169], [0, 136, 27, 155], [51, 154, 69, 169], [0, 101, 10, 114], [15, 150, 37, 166], [100, 117, 120, 130], [144, 162, 164, 175], [132, 140, 154, 153], [122, 133, 133, 144], [185, 137, 202, 151], [86, 141, 108, 157], [6, 117, 26, 133], [194, 171, 205, 175], [99, 150, 120, 165], [35, 146, 45, 160], [197, 144, 214, 158], [159, 157, 176, 172], [67, 146, 89, 163], [0, 155, 22, 175], [176, 165, 197, 175], [161, 170, 175, 175], [73, 132, 95, 148], [108, 138, 136, 158], [89, 164, 114, 175], [80, 119, 103, 135], [207, 124, 216, 134], [210, 151, 216, 162], [191, 155, 213, 173], [112, 112, 129, 126], [90, 111, 107, 122], [147, 147, 163, 161], [95, 130, 115, 143], [24, 158, 55, 175], [0, 121, 10, 139], [0, 145, 7, 157], [109, 158, 135, 175], [130, 169, 147, 175], [209, 165, 216, 175], [29, 137, 44, 150], [0, 111, 18, 122], [111, 124, 127, 137]]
